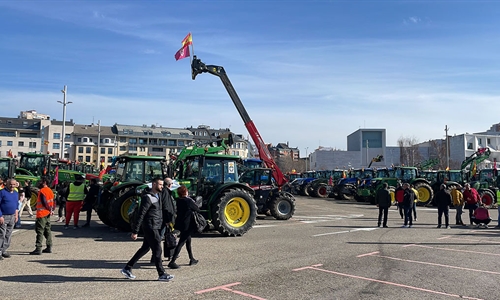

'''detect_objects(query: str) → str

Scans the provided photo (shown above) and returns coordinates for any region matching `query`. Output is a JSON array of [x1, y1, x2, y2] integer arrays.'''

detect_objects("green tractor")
[[308, 169, 346, 198], [173, 143, 257, 236], [470, 168, 500, 207], [96, 155, 167, 231]]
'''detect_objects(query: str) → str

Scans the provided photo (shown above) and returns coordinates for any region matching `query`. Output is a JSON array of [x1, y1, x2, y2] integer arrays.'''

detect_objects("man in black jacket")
[[120, 177, 174, 282], [376, 183, 391, 228], [402, 183, 414, 228], [435, 184, 452, 229]]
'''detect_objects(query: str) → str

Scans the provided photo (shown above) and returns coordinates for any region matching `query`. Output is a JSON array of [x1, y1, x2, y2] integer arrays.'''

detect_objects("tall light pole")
[[305, 147, 309, 172], [445, 125, 449, 169], [58, 85, 72, 159]]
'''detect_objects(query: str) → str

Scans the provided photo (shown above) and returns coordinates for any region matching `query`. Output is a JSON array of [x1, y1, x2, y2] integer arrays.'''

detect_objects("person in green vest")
[[65, 175, 87, 230]]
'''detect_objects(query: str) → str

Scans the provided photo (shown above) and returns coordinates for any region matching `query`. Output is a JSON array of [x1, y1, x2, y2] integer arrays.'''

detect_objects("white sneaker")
[[120, 268, 136, 280], [158, 273, 174, 281], [401, 225, 408, 228]]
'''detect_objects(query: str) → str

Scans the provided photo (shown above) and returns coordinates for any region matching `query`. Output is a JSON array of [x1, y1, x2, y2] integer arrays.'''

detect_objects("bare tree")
[[397, 136, 423, 166], [276, 156, 305, 173]]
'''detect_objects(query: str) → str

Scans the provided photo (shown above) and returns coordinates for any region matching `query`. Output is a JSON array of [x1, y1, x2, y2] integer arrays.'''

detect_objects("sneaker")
[[189, 259, 198, 266], [64, 225, 69, 230], [55, 217, 62, 222], [42, 247, 52, 253], [168, 262, 180, 269], [484, 225, 489, 228], [29, 249, 42, 255], [73, 225, 79, 230], [446, 226, 451, 229], [158, 273, 174, 281], [377, 224, 381, 228], [408, 225, 412, 228], [82, 223, 90, 228], [29, 215, 34, 218], [120, 268, 136, 280], [401, 225, 408, 228], [414, 219, 417, 222], [2, 252, 11, 258], [436, 225, 441, 228], [383, 225, 388, 228]]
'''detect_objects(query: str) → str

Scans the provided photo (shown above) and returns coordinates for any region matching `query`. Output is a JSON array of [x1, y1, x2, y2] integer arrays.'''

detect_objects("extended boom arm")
[[191, 56, 288, 187]]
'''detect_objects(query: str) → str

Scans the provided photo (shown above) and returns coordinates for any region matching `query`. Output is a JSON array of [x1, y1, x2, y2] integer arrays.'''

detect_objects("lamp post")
[[57, 85, 72, 159], [305, 147, 309, 172]]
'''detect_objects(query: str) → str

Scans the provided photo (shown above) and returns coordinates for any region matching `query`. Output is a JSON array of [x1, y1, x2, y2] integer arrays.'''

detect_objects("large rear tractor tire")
[[29, 187, 40, 209], [109, 188, 137, 232], [211, 189, 257, 236], [270, 193, 296, 220], [97, 190, 114, 227], [480, 189, 495, 207], [299, 184, 310, 197], [314, 184, 329, 198], [414, 182, 434, 205]]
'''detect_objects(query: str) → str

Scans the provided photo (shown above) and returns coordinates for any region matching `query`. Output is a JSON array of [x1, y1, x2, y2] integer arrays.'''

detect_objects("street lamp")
[[57, 85, 72, 159], [305, 147, 309, 172]]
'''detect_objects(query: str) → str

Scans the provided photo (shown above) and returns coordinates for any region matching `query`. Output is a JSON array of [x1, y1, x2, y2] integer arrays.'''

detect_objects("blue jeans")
[[497, 205, 500, 226], [404, 207, 413, 226]]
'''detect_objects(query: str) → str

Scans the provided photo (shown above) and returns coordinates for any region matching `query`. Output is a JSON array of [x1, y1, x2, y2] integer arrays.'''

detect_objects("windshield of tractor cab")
[[479, 170, 494, 182], [376, 169, 390, 178], [395, 168, 416, 181], [202, 159, 239, 184], [116, 159, 163, 183], [19, 155, 45, 176], [0, 160, 10, 179]]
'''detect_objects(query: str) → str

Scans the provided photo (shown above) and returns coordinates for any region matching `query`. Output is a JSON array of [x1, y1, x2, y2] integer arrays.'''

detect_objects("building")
[[0, 117, 43, 158], [71, 123, 116, 165]]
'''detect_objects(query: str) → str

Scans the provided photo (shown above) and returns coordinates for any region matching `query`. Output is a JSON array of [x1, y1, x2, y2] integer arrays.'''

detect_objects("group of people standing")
[[375, 181, 497, 229], [121, 177, 200, 282]]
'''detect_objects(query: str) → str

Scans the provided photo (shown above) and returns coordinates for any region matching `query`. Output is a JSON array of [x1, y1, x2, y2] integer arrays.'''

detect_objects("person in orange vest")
[[30, 176, 55, 255]]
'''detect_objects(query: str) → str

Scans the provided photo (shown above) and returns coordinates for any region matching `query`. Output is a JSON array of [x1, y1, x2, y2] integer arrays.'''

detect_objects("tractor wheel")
[[299, 184, 310, 196], [109, 189, 137, 232], [314, 184, 329, 198], [480, 190, 495, 207], [97, 190, 114, 227], [29, 187, 40, 209], [414, 182, 434, 205], [388, 187, 396, 206], [270, 193, 296, 220], [211, 188, 257, 236]]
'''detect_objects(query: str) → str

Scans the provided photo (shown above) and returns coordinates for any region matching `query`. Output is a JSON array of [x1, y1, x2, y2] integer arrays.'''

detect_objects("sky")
[[1, 0, 500, 156]]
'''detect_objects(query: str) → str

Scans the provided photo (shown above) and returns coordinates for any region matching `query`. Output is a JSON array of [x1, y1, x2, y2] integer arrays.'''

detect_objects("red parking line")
[[406, 244, 500, 256], [195, 282, 267, 300], [361, 253, 500, 275], [293, 265, 482, 299]]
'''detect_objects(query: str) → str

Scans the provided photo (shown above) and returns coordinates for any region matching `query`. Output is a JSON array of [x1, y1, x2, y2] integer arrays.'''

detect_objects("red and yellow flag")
[[181, 33, 192, 47], [174, 44, 190, 61], [471, 161, 477, 177]]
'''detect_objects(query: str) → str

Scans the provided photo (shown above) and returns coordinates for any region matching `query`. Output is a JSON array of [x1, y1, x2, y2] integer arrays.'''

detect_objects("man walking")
[[0, 179, 19, 259], [435, 184, 452, 229], [30, 177, 55, 255], [376, 183, 391, 228], [402, 183, 414, 228], [121, 177, 174, 281]]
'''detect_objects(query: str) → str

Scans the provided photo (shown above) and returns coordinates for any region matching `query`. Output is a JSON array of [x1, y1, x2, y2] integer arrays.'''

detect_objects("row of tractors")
[[285, 148, 500, 208]]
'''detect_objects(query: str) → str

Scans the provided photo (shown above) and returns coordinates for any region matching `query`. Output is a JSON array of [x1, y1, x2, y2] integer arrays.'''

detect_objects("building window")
[[107, 157, 113, 163], [78, 147, 84, 153], [78, 156, 83, 162], [487, 138, 491, 144], [152, 147, 163, 152], [139, 138, 146, 145], [178, 141, 185, 147], [18, 141, 25, 147], [467, 142, 473, 150], [129, 146, 137, 151], [167, 140, 176, 146], [77, 137, 82, 142], [86, 147, 91, 153], [65, 134, 71, 140], [0, 132, 15, 137], [129, 138, 137, 145], [108, 148, 113, 154], [29, 142, 36, 148], [120, 137, 126, 143], [7, 141, 13, 146], [85, 156, 91, 162], [101, 148, 105, 154], [478, 138, 482, 145], [53, 143, 60, 149], [119, 146, 126, 151], [65, 143, 70, 149], [53, 133, 61, 139]]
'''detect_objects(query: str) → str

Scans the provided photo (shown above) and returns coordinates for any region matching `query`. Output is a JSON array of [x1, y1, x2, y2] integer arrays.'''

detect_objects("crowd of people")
[[375, 181, 498, 229]]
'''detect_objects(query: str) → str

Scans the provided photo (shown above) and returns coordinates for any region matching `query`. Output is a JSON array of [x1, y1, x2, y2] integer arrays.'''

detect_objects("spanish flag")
[[181, 33, 193, 47]]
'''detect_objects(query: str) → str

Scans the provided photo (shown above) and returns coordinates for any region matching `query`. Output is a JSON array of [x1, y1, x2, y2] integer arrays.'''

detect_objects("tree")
[[397, 136, 423, 166]]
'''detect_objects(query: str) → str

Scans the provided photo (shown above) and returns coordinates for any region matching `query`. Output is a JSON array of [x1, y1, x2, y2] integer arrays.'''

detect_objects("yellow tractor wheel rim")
[[121, 197, 134, 223], [224, 197, 250, 228], [418, 187, 431, 203]]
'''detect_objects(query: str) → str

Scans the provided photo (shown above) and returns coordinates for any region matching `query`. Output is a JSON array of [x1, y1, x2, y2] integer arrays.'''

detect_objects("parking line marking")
[[439, 237, 500, 244], [195, 282, 267, 300], [293, 264, 483, 299], [361, 253, 500, 275], [313, 228, 378, 237], [357, 251, 380, 258], [406, 244, 500, 256]]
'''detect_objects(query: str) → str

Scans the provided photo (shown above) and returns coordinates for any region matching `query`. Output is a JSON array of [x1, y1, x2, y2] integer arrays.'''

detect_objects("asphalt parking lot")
[[1, 196, 499, 300]]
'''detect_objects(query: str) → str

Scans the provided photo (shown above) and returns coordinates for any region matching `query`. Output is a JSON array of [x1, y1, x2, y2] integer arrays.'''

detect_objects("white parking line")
[[313, 228, 378, 237]]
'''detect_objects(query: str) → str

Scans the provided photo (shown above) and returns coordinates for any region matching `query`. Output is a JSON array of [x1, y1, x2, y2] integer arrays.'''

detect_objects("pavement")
[[1, 197, 499, 300]]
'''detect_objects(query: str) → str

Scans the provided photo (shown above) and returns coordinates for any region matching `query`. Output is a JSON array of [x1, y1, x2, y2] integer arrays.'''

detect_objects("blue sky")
[[1, 0, 500, 155]]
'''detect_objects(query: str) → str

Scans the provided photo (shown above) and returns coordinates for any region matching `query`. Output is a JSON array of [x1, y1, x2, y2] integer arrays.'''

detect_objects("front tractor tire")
[[314, 184, 329, 198], [414, 182, 434, 205], [109, 189, 137, 232], [270, 193, 296, 220], [480, 189, 495, 207], [96, 190, 114, 227], [211, 189, 257, 237]]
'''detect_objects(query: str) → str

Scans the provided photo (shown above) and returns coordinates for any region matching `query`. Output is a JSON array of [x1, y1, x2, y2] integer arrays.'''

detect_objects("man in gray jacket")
[[376, 183, 392, 228]]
